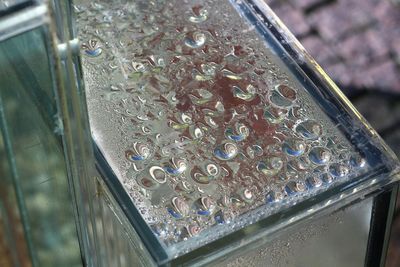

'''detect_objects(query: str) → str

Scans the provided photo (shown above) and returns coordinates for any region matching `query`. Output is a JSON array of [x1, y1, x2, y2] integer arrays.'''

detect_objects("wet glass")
[[74, 0, 399, 265]]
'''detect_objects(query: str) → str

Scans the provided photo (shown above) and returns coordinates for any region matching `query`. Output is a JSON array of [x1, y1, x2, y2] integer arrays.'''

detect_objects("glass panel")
[[0, 0, 32, 15], [74, 0, 399, 263], [215, 197, 373, 267], [0, 27, 81, 267]]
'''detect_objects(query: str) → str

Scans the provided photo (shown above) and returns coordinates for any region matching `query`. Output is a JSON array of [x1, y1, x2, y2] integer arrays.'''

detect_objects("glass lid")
[[74, 0, 399, 262]]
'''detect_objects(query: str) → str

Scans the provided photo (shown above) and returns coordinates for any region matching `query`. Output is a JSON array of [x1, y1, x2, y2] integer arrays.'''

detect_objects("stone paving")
[[265, 1, 400, 266], [266, 0, 400, 92]]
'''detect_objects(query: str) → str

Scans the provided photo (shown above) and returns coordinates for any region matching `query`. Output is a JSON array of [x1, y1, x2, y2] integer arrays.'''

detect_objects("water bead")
[[187, 224, 202, 237], [269, 90, 293, 108], [82, 39, 102, 57], [269, 84, 297, 108], [349, 154, 367, 168], [285, 181, 306, 195], [221, 69, 242, 80], [206, 163, 219, 176], [239, 188, 254, 203], [164, 158, 188, 175], [276, 84, 297, 101], [214, 142, 238, 160], [184, 31, 206, 48], [175, 181, 194, 193], [320, 172, 334, 184], [149, 166, 167, 184], [192, 170, 211, 184], [329, 163, 349, 178], [282, 138, 306, 157], [288, 157, 311, 171], [189, 125, 204, 139], [214, 210, 225, 224], [257, 157, 283, 176], [296, 120, 322, 140], [225, 122, 249, 142], [126, 142, 151, 161], [309, 147, 331, 165], [305, 176, 323, 189], [189, 6, 208, 23], [263, 106, 287, 124], [265, 189, 285, 203], [232, 84, 256, 101], [168, 196, 190, 219], [195, 197, 216, 216], [201, 62, 218, 76]]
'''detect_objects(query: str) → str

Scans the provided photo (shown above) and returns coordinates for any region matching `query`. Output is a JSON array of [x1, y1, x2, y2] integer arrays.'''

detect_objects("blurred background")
[[265, 0, 400, 266]]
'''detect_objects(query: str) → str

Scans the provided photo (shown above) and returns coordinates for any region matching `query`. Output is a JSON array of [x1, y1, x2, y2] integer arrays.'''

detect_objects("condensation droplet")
[[189, 6, 208, 23], [232, 84, 256, 101], [82, 39, 102, 57], [225, 122, 249, 142], [329, 163, 349, 178], [164, 158, 188, 175], [184, 31, 206, 48], [214, 142, 238, 160], [257, 157, 283, 176], [168, 196, 190, 219], [309, 146, 331, 165], [296, 120, 322, 140], [283, 138, 306, 157]]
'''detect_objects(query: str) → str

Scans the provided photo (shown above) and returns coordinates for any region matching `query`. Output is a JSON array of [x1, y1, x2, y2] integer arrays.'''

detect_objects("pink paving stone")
[[352, 60, 400, 91], [271, 4, 310, 37], [337, 29, 390, 67], [301, 35, 339, 64], [307, 0, 375, 41], [324, 62, 353, 86], [289, 0, 326, 10]]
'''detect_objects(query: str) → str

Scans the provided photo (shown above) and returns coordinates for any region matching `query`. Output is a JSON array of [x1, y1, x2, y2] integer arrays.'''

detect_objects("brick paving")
[[266, 0, 400, 92]]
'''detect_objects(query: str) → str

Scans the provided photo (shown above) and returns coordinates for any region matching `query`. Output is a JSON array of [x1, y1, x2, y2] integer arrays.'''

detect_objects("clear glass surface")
[[75, 0, 399, 262], [0, 27, 81, 267]]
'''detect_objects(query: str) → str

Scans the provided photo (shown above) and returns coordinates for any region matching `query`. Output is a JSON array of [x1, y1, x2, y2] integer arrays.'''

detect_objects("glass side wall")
[[0, 27, 82, 267]]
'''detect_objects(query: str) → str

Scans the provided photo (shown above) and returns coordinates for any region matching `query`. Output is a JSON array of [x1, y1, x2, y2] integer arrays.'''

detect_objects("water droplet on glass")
[[285, 181, 306, 195], [309, 146, 331, 165], [265, 189, 285, 203], [184, 31, 206, 48], [257, 157, 283, 176], [189, 6, 208, 23], [225, 122, 249, 142], [149, 166, 167, 183], [263, 106, 287, 124], [268, 84, 297, 108], [221, 69, 242, 80], [214, 141, 238, 160], [164, 158, 188, 175], [125, 142, 151, 161], [349, 154, 366, 168], [232, 84, 256, 101], [296, 120, 322, 140], [214, 210, 225, 224], [82, 39, 102, 57], [305, 176, 323, 189], [283, 138, 306, 157], [195, 197, 216, 216], [167, 196, 190, 219], [329, 163, 349, 178]]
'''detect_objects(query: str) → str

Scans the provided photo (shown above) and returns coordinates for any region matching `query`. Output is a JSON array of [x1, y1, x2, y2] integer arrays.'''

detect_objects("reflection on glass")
[[0, 27, 81, 267]]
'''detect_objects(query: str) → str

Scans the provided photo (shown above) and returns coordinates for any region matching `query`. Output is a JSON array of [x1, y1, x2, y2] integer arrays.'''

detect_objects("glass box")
[[0, 0, 399, 266]]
